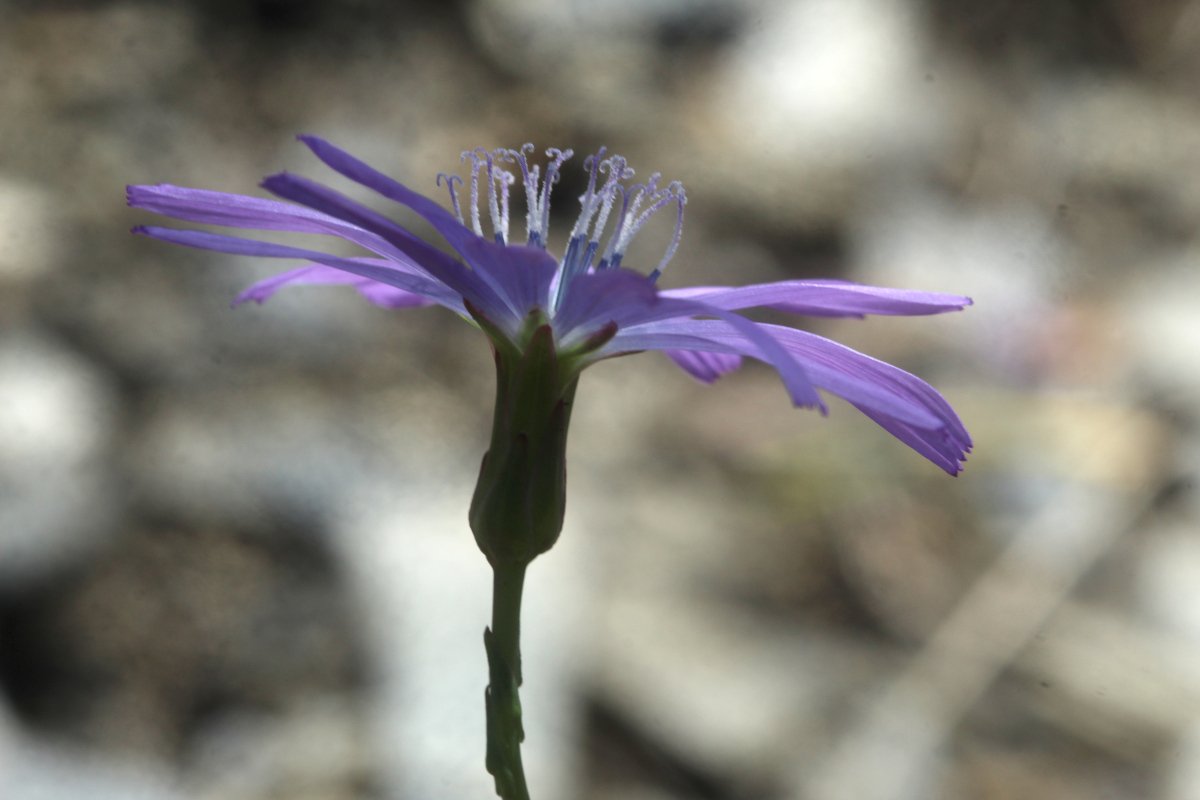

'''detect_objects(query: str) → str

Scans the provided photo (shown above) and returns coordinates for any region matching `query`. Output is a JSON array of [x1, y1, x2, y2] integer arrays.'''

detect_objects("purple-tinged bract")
[[129, 136, 973, 474]]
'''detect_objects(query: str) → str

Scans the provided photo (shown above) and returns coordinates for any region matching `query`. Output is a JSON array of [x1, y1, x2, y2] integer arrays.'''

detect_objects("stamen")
[[587, 157, 632, 247], [570, 152, 633, 249], [502, 144, 543, 246], [469, 148, 500, 244], [460, 150, 486, 237], [598, 175, 686, 275], [538, 148, 574, 244], [598, 184, 633, 269], [493, 160, 514, 245], [620, 173, 662, 246], [649, 184, 686, 282], [568, 147, 607, 241], [443, 145, 686, 293], [436, 173, 465, 225], [623, 177, 672, 252]]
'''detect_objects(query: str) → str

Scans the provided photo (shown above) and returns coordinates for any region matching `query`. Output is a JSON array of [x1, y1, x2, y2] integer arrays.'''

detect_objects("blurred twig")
[[794, 481, 1151, 800]]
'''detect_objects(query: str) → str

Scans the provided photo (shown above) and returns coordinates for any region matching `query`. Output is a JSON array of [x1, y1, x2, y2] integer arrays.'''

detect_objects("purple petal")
[[465, 243, 558, 320], [691, 306, 823, 410], [134, 226, 463, 310], [127, 184, 424, 269], [661, 280, 972, 318], [553, 270, 660, 342], [258, 172, 512, 321], [297, 135, 474, 253], [234, 262, 439, 310], [613, 320, 935, 426], [606, 318, 971, 471], [292, 136, 557, 321], [554, 269, 823, 409], [850, 403, 970, 475], [129, 184, 353, 233], [664, 350, 743, 383], [354, 281, 438, 309]]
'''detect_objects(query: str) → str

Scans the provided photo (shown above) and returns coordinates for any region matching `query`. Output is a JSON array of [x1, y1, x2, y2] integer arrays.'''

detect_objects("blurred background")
[[1, 0, 1198, 798]]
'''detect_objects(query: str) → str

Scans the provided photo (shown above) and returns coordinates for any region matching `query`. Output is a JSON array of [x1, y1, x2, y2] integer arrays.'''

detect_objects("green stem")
[[485, 561, 530, 800]]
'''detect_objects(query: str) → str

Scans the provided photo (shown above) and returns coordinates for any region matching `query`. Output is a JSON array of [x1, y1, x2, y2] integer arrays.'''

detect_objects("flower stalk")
[[470, 308, 585, 798], [484, 560, 529, 800]]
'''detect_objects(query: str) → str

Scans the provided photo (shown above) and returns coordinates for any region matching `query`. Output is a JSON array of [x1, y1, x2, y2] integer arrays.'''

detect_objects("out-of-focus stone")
[[853, 187, 1069, 379], [1123, 253, 1200, 405], [333, 479, 587, 800], [0, 709, 184, 800], [6, 4, 196, 106], [1043, 79, 1200, 221], [126, 373, 483, 525], [1018, 601, 1200, 763], [185, 698, 371, 800], [1135, 521, 1200, 641], [592, 583, 893, 790], [0, 178, 59, 281], [0, 522, 368, 761], [1164, 722, 1200, 800], [0, 333, 119, 585], [718, 0, 937, 166], [943, 738, 1146, 800]]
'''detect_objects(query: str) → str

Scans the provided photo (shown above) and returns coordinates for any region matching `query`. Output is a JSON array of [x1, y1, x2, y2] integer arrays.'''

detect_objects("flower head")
[[128, 136, 973, 474]]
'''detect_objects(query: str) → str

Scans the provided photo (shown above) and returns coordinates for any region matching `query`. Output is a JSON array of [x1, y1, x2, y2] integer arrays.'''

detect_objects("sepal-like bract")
[[469, 311, 578, 566]]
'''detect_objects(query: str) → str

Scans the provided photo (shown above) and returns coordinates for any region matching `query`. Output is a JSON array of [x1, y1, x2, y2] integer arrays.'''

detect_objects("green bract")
[[468, 306, 616, 567]]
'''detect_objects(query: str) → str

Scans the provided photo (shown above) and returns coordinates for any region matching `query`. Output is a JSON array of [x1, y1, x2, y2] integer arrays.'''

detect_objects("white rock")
[[1135, 522, 1200, 642], [0, 333, 118, 583], [333, 477, 586, 800], [1122, 253, 1200, 403], [718, 0, 939, 167], [0, 179, 59, 280], [0, 706, 182, 800]]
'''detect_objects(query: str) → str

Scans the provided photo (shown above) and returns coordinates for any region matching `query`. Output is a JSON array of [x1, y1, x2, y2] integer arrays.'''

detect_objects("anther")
[[460, 150, 486, 237], [437, 173, 465, 226], [502, 144, 543, 246], [649, 184, 686, 282], [537, 148, 574, 244], [598, 175, 686, 276], [493, 165, 514, 245], [470, 148, 501, 244], [442, 145, 685, 288], [587, 157, 631, 247], [570, 152, 632, 250], [568, 147, 608, 241]]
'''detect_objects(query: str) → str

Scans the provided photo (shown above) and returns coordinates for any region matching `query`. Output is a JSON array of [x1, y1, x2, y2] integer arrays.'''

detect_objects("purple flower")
[[128, 136, 972, 474]]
